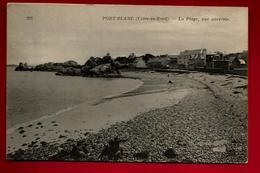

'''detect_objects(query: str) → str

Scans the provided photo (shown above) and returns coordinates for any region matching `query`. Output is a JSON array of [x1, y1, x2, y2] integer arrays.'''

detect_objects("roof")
[[180, 49, 207, 55], [238, 59, 246, 64], [227, 56, 237, 62], [213, 60, 230, 62], [237, 53, 248, 62], [168, 55, 179, 59], [133, 57, 145, 63], [178, 54, 191, 59], [225, 52, 248, 62], [148, 57, 169, 63]]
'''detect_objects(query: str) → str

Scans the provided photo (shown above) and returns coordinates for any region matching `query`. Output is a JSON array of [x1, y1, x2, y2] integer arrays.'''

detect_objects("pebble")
[[213, 145, 226, 153], [19, 130, 25, 134]]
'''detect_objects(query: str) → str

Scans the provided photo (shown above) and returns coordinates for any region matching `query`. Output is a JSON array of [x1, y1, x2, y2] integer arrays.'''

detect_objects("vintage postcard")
[[6, 3, 248, 163]]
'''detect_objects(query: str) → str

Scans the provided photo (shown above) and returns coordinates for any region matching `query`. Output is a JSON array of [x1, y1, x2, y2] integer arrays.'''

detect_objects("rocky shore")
[[7, 71, 247, 163], [15, 54, 121, 78]]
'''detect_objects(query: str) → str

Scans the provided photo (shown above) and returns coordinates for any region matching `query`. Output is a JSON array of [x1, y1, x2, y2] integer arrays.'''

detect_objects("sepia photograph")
[[6, 3, 248, 163]]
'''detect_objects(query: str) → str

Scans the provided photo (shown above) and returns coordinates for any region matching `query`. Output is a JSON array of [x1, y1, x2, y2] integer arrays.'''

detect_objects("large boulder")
[[51, 65, 64, 72], [88, 63, 120, 77], [34, 62, 60, 72], [56, 67, 82, 76], [35, 60, 80, 72], [15, 62, 33, 71], [15, 62, 25, 71], [89, 63, 112, 75], [82, 57, 102, 72], [63, 60, 81, 68], [82, 55, 120, 77]]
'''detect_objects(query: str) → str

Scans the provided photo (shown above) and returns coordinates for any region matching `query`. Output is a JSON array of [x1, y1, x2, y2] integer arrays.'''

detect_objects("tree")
[[127, 53, 136, 64], [102, 53, 113, 64], [142, 54, 155, 63]]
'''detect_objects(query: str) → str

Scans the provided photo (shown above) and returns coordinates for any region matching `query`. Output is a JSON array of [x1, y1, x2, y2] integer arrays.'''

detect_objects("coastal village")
[[9, 48, 248, 163], [14, 48, 248, 77], [6, 3, 249, 164]]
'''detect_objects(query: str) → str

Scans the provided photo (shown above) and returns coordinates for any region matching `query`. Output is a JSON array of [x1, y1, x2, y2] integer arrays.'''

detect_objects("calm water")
[[7, 67, 141, 129]]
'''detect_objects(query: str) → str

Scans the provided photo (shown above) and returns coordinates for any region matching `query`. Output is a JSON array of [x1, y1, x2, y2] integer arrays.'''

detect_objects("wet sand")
[[7, 71, 190, 154]]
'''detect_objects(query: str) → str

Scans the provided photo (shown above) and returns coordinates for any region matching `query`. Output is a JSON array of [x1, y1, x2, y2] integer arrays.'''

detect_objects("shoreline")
[[7, 77, 143, 133], [7, 71, 248, 163], [7, 71, 189, 154]]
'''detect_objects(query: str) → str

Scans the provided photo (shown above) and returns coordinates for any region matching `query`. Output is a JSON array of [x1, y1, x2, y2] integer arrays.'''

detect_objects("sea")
[[6, 67, 141, 129]]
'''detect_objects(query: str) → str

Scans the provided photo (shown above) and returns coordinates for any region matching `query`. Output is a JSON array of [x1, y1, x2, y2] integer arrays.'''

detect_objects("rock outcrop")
[[34, 61, 81, 72], [88, 63, 120, 77], [34, 62, 64, 72], [56, 67, 82, 76], [15, 62, 33, 71], [81, 54, 121, 77], [15, 55, 121, 78], [62, 60, 81, 68]]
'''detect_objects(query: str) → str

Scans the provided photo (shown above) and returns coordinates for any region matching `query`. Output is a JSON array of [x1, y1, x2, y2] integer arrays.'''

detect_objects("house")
[[134, 57, 147, 68], [146, 58, 162, 68], [206, 53, 224, 69], [211, 60, 230, 70], [177, 54, 190, 69], [178, 49, 207, 69], [224, 51, 248, 69], [205, 51, 248, 72], [146, 56, 169, 69], [167, 55, 179, 68], [232, 57, 246, 68]]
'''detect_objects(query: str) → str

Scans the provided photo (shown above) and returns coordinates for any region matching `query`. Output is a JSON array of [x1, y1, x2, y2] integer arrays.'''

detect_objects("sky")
[[7, 4, 248, 65]]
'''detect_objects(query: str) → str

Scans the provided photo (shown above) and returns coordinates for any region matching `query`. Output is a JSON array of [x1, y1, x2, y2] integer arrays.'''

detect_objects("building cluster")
[[116, 49, 248, 75]]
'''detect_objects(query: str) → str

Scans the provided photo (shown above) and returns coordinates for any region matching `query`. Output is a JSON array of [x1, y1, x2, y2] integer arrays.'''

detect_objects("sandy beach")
[[7, 70, 189, 153], [7, 70, 248, 163]]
